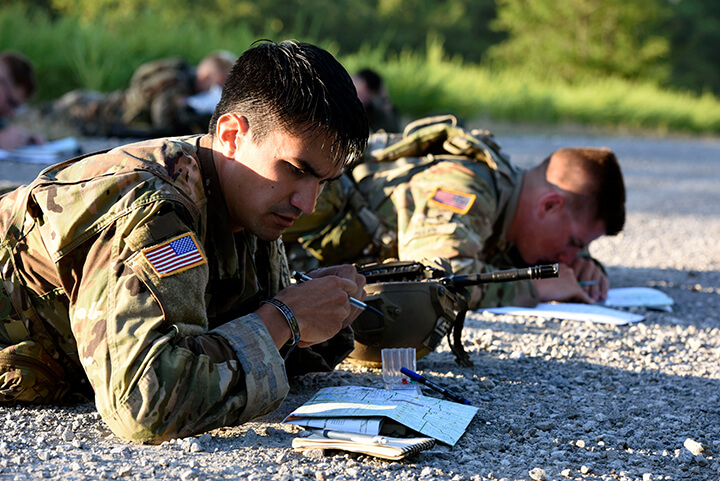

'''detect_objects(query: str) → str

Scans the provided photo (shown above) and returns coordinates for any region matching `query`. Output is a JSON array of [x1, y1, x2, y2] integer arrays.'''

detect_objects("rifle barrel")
[[441, 264, 559, 288]]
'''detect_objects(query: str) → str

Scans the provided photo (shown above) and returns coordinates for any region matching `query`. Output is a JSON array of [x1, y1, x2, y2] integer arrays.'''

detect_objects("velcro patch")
[[428, 187, 476, 214], [142, 233, 207, 277]]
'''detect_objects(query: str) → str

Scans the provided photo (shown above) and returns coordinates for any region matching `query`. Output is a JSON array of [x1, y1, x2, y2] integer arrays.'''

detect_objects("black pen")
[[291, 271, 384, 318], [400, 367, 472, 405]]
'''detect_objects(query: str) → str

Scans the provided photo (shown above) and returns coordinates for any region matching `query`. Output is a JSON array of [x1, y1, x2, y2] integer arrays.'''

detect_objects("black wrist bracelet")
[[261, 298, 301, 346]]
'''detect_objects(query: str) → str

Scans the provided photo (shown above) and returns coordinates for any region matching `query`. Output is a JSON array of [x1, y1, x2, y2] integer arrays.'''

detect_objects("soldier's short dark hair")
[[0, 50, 37, 99], [543, 147, 626, 236], [209, 40, 369, 167]]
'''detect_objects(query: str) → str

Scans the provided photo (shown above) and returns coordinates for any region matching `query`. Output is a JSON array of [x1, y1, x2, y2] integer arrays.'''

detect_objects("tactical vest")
[[283, 115, 518, 266]]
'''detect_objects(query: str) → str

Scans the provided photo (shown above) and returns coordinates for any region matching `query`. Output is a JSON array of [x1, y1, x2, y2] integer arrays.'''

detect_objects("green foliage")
[[3, 1, 720, 135], [0, 4, 259, 99], [487, 0, 671, 84], [44, 0, 501, 62], [0, 4, 80, 102], [663, 0, 720, 95], [377, 51, 720, 134]]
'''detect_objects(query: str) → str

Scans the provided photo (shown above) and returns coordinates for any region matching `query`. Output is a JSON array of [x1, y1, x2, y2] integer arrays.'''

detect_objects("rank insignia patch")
[[429, 187, 476, 214], [142, 233, 207, 277]]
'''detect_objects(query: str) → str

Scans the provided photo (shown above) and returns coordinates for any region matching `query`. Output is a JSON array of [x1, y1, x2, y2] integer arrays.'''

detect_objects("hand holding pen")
[[261, 266, 374, 349], [292, 271, 384, 318]]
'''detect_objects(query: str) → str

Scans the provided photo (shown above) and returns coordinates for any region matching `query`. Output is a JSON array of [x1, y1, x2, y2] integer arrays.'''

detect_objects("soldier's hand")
[[533, 263, 593, 304], [306, 264, 367, 313], [260, 266, 364, 348], [571, 257, 608, 302]]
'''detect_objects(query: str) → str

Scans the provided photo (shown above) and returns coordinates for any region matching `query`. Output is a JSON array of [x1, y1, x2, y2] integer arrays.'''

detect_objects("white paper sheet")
[[287, 416, 384, 435], [483, 302, 645, 325], [600, 287, 674, 310], [0, 137, 80, 164]]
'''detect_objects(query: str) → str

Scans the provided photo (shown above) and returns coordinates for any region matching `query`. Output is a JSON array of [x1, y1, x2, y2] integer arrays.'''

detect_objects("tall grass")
[[0, 5, 261, 99], [347, 38, 720, 135], [3, 6, 720, 135]]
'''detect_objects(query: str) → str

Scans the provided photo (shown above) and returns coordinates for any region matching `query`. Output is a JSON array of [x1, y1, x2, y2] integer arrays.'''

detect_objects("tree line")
[[15, 0, 716, 96]]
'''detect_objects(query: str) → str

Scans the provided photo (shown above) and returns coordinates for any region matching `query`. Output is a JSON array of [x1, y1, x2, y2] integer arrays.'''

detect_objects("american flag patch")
[[142, 233, 207, 277], [429, 187, 476, 214]]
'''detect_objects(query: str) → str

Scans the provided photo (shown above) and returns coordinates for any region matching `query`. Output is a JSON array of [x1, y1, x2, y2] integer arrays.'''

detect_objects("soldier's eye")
[[289, 164, 306, 176]]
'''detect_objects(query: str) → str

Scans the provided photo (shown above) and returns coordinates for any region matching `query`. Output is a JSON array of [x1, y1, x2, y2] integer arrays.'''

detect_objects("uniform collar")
[[196, 135, 241, 279]]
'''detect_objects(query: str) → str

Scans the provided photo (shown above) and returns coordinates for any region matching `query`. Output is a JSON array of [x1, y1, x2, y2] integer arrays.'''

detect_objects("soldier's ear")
[[537, 191, 564, 219], [215, 113, 250, 157]]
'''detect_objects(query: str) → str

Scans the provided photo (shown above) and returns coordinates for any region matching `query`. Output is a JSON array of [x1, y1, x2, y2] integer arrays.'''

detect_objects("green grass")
[[346, 40, 720, 135], [4, 6, 720, 135]]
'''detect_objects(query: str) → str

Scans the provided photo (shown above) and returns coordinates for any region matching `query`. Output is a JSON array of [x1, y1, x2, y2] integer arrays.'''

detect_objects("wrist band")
[[261, 298, 301, 346]]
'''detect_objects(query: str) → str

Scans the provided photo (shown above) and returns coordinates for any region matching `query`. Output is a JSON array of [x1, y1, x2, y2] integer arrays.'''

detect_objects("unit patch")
[[429, 187, 476, 214], [142, 233, 207, 277]]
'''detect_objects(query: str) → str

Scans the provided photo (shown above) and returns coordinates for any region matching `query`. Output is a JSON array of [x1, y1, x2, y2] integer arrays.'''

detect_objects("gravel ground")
[[1, 131, 719, 481]]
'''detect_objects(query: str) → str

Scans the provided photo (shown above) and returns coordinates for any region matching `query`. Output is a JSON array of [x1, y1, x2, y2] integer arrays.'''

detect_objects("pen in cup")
[[400, 367, 472, 405], [291, 271, 384, 318]]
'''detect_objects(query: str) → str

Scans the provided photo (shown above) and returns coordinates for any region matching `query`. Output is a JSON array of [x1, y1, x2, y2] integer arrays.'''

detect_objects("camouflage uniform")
[[355, 138, 538, 308], [122, 57, 204, 133], [379, 157, 538, 308], [56, 58, 208, 137], [0, 135, 291, 443], [286, 123, 539, 308]]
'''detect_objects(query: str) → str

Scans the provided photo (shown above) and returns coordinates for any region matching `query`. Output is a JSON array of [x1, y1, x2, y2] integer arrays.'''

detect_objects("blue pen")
[[400, 367, 472, 405], [578, 280, 598, 287]]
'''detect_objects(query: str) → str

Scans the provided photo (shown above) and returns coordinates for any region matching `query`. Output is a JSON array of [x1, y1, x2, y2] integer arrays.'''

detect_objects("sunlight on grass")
[[3, 6, 720, 135]]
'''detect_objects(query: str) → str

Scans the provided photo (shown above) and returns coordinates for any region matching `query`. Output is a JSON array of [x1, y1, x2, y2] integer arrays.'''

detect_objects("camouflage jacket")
[[369, 147, 539, 308], [122, 57, 198, 129], [0, 135, 290, 442], [285, 123, 539, 308]]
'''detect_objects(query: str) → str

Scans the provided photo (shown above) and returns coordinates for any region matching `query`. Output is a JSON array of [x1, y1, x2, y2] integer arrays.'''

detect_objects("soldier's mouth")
[[273, 213, 298, 227]]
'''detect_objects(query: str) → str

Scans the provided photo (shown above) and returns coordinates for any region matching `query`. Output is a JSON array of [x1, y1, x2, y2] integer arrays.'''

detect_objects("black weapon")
[[438, 263, 559, 288], [354, 261, 560, 367], [358, 261, 559, 286]]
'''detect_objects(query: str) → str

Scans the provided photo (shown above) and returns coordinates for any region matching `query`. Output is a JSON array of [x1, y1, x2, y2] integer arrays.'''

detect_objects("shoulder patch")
[[428, 187, 476, 214], [142, 233, 207, 277]]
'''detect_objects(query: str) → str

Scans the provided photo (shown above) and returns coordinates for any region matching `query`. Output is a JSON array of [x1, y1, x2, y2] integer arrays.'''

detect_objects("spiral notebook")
[[292, 431, 435, 460]]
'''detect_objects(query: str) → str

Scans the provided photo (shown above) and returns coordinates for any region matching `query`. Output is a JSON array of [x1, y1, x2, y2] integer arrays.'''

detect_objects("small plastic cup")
[[381, 348, 421, 394]]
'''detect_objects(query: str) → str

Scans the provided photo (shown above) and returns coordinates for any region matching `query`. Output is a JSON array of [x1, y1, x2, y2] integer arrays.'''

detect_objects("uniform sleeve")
[[394, 162, 539, 309], [66, 203, 288, 443]]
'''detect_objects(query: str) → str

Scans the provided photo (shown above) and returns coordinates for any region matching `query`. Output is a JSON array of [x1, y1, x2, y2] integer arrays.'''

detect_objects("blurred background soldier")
[[55, 51, 235, 138], [352, 68, 401, 133], [0, 50, 44, 150]]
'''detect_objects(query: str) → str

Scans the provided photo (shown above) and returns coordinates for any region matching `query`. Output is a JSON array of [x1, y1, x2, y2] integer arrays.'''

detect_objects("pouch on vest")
[[284, 176, 389, 265]]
